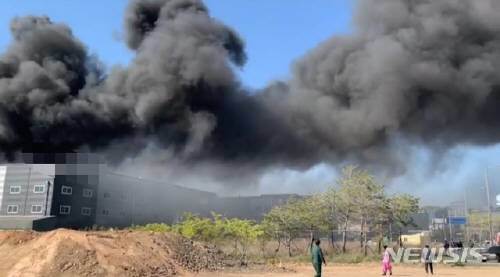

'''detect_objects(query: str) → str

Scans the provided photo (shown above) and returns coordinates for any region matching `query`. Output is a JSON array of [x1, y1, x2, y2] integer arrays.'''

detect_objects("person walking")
[[422, 245, 434, 275], [469, 240, 475, 248], [443, 239, 450, 256], [381, 245, 392, 276], [310, 238, 326, 277]]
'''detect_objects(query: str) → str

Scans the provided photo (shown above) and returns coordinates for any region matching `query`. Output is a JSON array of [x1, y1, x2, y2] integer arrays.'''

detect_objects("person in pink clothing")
[[382, 245, 393, 276]]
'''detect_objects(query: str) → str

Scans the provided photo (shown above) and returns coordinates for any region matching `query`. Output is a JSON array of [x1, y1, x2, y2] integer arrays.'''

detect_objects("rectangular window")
[[83, 188, 93, 198], [31, 205, 43, 214], [103, 192, 111, 198], [102, 209, 110, 216], [9, 186, 21, 194], [59, 205, 71, 215], [81, 207, 91, 216], [61, 185, 72, 195], [33, 184, 45, 193], [7, 205, 19, 214]]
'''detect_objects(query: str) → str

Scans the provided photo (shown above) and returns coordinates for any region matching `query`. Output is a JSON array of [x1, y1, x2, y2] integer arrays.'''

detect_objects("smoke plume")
[[284, 0, 500, 168], [2, 0, 500, 182]]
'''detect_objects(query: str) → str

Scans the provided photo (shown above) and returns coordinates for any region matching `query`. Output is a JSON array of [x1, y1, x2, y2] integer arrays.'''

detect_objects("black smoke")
[[283, 0, 500, 172], [2, 0, 500, 178]]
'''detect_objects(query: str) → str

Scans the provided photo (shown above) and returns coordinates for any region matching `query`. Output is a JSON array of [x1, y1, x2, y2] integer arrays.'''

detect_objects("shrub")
[[130, 223, 171, 233]]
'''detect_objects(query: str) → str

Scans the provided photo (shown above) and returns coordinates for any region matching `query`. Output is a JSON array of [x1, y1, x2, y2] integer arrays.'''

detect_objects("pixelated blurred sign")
[[432, 218, 445, 224], [448, 216, 467, 225]]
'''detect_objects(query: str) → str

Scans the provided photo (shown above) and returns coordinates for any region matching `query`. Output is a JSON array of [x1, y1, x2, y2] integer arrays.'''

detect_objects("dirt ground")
[[193, 264, 500, 277], [1, 230, 498, 277], [0, 229, 223, 277]]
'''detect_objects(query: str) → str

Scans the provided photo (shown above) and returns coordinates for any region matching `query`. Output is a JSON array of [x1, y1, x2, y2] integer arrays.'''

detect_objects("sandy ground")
[[193, 264, 500, 277], [1, 230, 498, 276], [0, 229, 223, 277]]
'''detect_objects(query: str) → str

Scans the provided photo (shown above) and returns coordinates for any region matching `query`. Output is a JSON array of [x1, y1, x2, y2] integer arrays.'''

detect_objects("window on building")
[[83, 189, 93, 198], [103, 192, 111, 198], [9, 185, 21, 194], [7, 205, 19, 214], [59, 205, 71, 215], [81, 207, 91, 216], [33, 184, 45, 193], [61, 185, 72, 195], [31, 205, 43, 214], [102, 209, 110, 216]]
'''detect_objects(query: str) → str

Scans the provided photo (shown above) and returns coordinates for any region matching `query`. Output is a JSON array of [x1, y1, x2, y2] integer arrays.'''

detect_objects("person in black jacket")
[[443, 240, 450, 256]]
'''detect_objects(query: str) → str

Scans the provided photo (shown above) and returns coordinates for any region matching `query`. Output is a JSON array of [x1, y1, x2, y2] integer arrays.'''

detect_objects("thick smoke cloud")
[[0, 0, 308, 167], [1, 0, 500, 180], [0, 16, 133, 158], [119, 0, 309, 165], [282, 0, 500, 172]]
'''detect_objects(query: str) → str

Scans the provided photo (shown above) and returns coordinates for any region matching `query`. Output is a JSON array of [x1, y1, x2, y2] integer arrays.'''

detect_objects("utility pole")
[[484, 169, 494, 244], [44, 180, 51, 216], [464, 188, 469, 241], [23, 166, 32, 215], [449, 218, 453, 241]]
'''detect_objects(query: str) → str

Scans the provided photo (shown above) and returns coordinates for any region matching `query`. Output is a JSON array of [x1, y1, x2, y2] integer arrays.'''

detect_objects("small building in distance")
[[400, 231, 431, 248]]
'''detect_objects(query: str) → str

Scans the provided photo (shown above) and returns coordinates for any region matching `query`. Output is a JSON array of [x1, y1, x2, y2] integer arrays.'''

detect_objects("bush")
[[172, 213, 220, 241], [130, 223, 171, 233]]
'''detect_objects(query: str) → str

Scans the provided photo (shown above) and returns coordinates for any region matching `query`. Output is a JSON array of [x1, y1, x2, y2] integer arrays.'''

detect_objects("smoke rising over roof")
[[278, 0, 500, 174], [1, 0, 500, 185]]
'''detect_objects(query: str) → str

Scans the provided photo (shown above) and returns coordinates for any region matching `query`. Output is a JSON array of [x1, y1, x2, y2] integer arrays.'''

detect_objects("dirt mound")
[[0, 229, 224, 277], [171, 238, 225, 272], [42, 239, 106, 277]]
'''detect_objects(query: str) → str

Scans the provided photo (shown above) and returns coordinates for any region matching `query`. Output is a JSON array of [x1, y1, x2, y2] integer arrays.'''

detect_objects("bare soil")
[[193, 263, 500, 277], [0, 229, 223, 277], [1, 230, 499, 277]]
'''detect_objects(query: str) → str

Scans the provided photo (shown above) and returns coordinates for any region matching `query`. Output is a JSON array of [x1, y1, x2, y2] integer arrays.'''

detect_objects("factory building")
[[95, 171, 218, 228], [0, 160, 101, 230], [215, 194, 300, 220], [0, 164, 55, 229], [0, 162, 217, 230], [0, 154, 298, 230]]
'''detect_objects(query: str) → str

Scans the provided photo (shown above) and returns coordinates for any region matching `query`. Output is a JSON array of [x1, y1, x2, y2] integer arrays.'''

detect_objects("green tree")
[[262, 198, 307, 257], [336, 165, 386, 256], [388, 194, 420, 247], [172, 212, 219, 242], [329, 184, 356, 253], [293, 195, 327, 240], [318, 187, 337, 238], [224, 218, 263, 264]]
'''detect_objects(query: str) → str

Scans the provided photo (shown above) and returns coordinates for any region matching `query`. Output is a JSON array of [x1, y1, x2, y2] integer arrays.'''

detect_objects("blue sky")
[[0, 0, 499, 206], [204, 0, 353, 88]]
